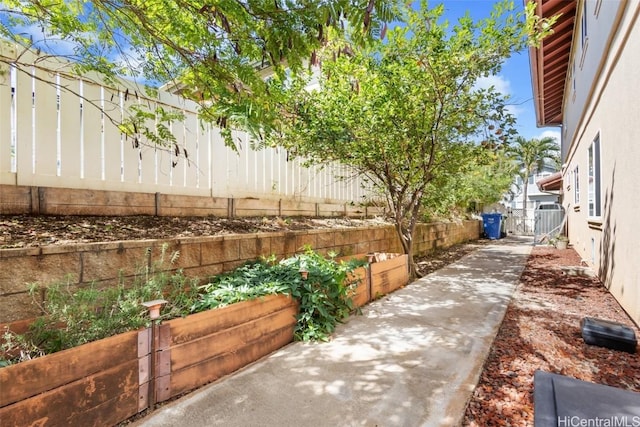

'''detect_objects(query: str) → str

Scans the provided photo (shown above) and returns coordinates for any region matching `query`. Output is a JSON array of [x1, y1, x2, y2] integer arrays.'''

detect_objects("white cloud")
[[475, 74, 524, 119], [476, 74, 512, 95], [11, 23, 79, 58], [536, 129, 561, 144]]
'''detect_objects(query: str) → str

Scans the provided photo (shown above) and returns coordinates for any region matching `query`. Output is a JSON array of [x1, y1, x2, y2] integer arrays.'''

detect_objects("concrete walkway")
[[135, 237, 533, 427]]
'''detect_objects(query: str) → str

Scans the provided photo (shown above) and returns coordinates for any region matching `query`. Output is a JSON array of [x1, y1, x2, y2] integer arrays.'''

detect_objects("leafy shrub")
[[281, 249, 365, 341], [192, 248, 366, 342], [191, 258, 291, 311]]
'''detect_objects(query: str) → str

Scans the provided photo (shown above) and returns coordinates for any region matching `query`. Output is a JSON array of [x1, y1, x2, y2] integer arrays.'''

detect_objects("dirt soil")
[[0, 214, 483, 277], [0, 213, 486, 278], [463, 245, 640, 426], [0, 215, 394, 249]]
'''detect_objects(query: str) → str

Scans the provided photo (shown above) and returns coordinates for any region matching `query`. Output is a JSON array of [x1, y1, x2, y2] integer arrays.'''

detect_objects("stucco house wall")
[[532, 0, 640, 325]]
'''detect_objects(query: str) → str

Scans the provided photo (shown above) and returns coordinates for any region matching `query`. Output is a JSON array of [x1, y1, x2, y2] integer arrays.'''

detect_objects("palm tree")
[[507, 136, 560, 217]]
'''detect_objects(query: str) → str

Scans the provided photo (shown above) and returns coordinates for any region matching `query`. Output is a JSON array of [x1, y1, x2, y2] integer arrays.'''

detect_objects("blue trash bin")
[[482, 213, 502, 240]]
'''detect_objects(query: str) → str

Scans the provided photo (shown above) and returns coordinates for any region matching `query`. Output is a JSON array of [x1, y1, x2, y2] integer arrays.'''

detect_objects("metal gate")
[[504, 208, 535, 236], [534, 206, 565, 243], [503, 204, 565, 241]]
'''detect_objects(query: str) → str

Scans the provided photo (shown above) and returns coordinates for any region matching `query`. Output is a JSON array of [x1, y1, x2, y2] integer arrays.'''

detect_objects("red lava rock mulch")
[[463, 245, 640, 426]]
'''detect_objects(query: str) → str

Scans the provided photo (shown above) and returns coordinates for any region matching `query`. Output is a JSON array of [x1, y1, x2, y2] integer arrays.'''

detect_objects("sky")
[[437, 0, 561, 144]]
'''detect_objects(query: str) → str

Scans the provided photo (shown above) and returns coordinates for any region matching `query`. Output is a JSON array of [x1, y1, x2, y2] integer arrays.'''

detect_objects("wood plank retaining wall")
[[0, 252, 412, 427], [0, 184, 384, 218], [0, 330, 141, 426]]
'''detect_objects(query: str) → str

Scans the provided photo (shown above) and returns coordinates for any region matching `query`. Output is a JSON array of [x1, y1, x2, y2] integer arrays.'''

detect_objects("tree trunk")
[[522, 168, 531, 218], [392, 204, 421, 280], [522, 181, 529, 218]]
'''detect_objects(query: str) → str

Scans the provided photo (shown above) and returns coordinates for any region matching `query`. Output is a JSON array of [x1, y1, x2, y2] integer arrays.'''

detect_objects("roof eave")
[[528, 0, 577, 127], [536, 171, 563, 191]]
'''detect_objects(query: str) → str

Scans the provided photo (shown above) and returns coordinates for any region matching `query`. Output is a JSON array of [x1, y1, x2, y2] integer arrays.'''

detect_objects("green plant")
[[0, 328, 45, 367], [264, 1, 557, 278], [14, 244, 199, 356], [1, 246, 367, 365], [281, 248, 365, 341], [547, 234, 568, 247], [191, 258, 290, 311], [192, 248, 366, 342]]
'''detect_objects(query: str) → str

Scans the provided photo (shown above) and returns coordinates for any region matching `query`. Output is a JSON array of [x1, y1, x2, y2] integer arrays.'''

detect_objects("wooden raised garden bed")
[[160, 294, 298, 400], [0, 329, 141, 426], [342, 253, 410, 304], [0, 253, 409, 426], [0, 295, 297, 426], [369, 253, 410, 298]]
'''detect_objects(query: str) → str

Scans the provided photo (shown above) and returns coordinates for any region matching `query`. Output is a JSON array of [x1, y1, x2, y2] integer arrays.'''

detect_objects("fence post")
[[227, 198, 235, 218], [29, 187, 40, 215]]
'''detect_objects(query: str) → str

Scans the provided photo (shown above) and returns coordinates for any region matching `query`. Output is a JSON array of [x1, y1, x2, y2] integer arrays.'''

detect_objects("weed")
[[2, 244, 198, 360], [0, 327, 45, 367]]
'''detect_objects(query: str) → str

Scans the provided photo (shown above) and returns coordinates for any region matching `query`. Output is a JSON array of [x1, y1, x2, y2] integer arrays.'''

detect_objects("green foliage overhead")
[[264, 1, 556, 276], [1, 0, 399, 147], [508, 135, 560, 179]]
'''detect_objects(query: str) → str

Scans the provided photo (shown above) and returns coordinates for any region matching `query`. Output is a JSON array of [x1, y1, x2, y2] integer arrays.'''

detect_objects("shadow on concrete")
[[135, 238, 533, 427]]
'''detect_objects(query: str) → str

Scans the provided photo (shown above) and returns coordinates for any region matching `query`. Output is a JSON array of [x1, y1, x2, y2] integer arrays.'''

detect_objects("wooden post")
[[138, 328, 152, 413], [30, 186, 41, 215], [227, 197, 235, 218], [155, 192, 161, 216], [141, 300, 167, 410]]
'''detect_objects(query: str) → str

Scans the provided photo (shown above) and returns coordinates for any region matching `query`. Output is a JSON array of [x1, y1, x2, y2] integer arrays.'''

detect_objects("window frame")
[[580, 1, 589, 69], [588, 134, 602, 219], [574, 165, 580, 205]]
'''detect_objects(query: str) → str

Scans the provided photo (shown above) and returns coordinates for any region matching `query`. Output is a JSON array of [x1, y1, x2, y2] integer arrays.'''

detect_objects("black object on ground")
[[580, 316, 637, 353], [534, 370, 640, 427]]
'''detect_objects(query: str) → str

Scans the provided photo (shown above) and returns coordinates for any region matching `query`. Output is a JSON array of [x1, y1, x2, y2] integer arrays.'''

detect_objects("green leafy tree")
[[422, 148, 516, 220], [0, 0, 398, 148], [507, 136, 560, 215], [265, 1, 555, 277]]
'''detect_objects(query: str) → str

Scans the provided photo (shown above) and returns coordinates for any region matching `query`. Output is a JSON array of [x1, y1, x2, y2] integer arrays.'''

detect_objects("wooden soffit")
[[530, 0, 577, 126]]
